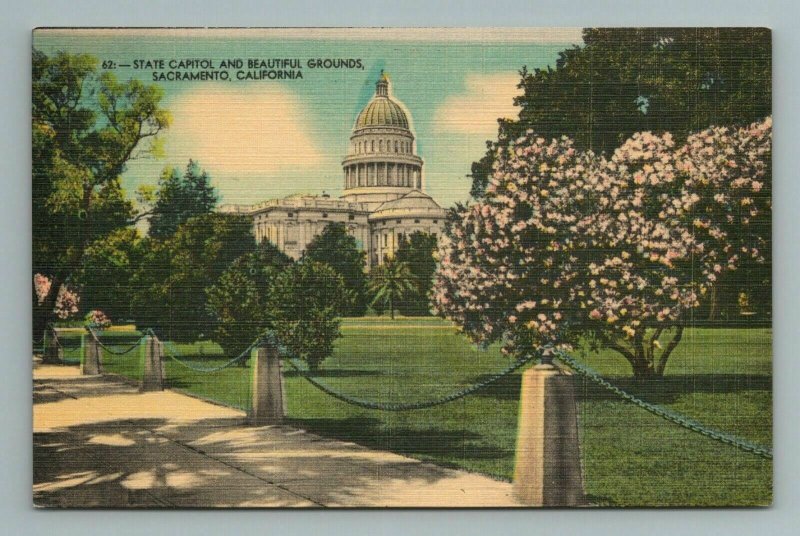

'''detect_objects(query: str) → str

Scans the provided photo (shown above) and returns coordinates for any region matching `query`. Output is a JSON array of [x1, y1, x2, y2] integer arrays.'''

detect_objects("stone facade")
[[219, 72, 446, 268]]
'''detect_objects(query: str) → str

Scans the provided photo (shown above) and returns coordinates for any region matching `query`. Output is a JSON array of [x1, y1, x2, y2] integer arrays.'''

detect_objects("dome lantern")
[[375, 70, 389, 97]]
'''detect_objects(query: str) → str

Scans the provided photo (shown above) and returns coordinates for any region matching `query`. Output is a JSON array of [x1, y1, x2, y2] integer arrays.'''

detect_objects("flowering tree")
[[433, 134, 596, 358], [84, 310, 112, 329], [34, 274, 80, 321], [433, 118, 771, 378]]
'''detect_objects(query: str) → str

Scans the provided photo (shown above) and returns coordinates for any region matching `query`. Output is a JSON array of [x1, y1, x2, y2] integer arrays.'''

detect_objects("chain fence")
[[281, 350, 534, 411], [46, 328, 84, 365], [39, 323, 773, 460], [142, 329, 253, 411], [157, 336, 255, 373], [86, 328, 147, 355], [553, 349, 773, 460]]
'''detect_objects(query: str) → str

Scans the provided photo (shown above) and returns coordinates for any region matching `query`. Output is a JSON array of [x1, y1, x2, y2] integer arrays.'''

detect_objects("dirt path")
[[33, 363, 518, 508]]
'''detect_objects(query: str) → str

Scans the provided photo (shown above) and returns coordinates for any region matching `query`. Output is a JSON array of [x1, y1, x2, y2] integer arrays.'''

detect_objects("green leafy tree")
[[148, 160, 218, 238], [368, 258, 416, 320], [76, 228, 143, 322], [470, 28, 771, 198], [302, 223, 368, 316], [394, 232, 438, 316], [33, 49, 170, 336], [206, 242, 293, 360], [131, 213, 256, 340], [267, 261, 345, 371]]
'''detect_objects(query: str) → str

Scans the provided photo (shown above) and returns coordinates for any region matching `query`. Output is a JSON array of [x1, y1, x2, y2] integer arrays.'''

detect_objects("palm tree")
[[368, 258, 415, 320]]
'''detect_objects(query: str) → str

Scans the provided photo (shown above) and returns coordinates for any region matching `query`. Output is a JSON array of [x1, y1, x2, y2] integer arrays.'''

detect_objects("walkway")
[[33, 362, 518, 508]]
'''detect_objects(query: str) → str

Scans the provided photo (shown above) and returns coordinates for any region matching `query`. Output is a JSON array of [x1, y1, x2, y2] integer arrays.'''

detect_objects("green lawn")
[[95, 318, 773, 506]]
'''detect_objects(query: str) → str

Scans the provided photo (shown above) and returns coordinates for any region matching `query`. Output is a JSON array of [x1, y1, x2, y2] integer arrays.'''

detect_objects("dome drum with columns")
[[219, 72, 446, 268]]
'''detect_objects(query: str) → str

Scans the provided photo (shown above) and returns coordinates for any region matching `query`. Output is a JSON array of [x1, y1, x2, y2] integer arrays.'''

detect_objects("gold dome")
[[354, 72, 410, 130]]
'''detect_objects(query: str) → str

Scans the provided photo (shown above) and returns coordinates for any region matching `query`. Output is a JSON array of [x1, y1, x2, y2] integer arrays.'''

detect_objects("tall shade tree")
[[206, 241, 293, 360], [469, 27, 771, 199], [148, 160, 219, 238], [302, 222, 368, 316], [76, 228, 143, 322], [394, 232, 439, 316], [33, 49, 170, 336], [368, 258, 416, 320], [131, 213, 255, 341]]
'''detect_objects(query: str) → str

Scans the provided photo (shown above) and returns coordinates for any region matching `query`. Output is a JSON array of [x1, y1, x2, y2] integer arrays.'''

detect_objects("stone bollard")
[[141, 335, 165, 392], [249, 341, 284, 425], [81, 333, 102, 375], [513, 362, 586, 506], [43, 329, 62, 364]]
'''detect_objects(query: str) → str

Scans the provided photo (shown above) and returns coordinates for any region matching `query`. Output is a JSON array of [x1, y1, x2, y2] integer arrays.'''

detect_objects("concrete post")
[[43, 329, 62, 364], [249, 341, 284, 425], [513, 363, 586, 506], [81, 333, 101, 375], [141, 335, 164, 392]]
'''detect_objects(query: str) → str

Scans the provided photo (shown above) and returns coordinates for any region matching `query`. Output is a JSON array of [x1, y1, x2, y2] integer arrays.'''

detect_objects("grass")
[[65, 318, 772, 506]]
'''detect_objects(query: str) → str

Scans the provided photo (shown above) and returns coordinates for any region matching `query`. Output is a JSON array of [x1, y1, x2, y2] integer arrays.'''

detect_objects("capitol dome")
[[341, 71, 425, 212], [354, 73, 410, 129]]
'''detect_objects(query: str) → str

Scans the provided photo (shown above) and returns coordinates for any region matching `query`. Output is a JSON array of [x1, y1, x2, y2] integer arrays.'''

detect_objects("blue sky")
[[34, 28, 582, 208]]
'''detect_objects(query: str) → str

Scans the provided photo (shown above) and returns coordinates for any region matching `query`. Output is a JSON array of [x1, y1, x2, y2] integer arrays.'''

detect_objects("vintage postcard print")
[[33, 28, 772, 508]]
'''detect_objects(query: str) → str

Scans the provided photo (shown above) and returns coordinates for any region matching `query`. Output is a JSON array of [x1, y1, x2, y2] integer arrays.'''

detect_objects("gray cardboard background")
[[3, 1, 797, 534]]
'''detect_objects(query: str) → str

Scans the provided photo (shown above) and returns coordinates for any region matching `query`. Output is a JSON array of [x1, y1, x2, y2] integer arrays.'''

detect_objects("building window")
[[383, 234, 387, 247], [414, 219, 420, 223], [379, 140, 383, 152], [322, 213, 328, 218], [433, 219, 438, 224], [288, 212, 294, 218], [394, 140, 398, 152], [371, 140, 374, 152], [398, 232, 404, 242], [348, 214, 355, 221], [396, 219, 401, 224]]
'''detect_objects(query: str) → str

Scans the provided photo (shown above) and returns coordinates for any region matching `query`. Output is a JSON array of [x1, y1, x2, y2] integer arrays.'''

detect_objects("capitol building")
[[219, 72, 447, 268]]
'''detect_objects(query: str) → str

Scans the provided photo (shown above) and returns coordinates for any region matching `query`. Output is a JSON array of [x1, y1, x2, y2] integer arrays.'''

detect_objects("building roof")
[[354, 73, 410, 130], [369, 190, 446, 221]]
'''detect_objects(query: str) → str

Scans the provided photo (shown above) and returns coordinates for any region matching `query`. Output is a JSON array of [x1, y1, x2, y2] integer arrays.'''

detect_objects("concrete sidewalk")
[[33, 362, 518, 508]]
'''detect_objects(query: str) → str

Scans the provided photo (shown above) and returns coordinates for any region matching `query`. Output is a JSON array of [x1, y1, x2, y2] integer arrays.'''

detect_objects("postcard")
[[33, 27, 772, 508]]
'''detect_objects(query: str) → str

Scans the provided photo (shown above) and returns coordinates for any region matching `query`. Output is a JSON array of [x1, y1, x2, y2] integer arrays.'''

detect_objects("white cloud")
[[433, 72, 522, 138], [166, 84, 322, 176]]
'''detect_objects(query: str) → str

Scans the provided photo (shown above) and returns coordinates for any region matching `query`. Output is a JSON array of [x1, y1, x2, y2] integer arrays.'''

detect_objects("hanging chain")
[[87, 328, 147, 355], [155, 332, 255, 373], [554, 350, 773, 460], [282, 351, 534, 411]]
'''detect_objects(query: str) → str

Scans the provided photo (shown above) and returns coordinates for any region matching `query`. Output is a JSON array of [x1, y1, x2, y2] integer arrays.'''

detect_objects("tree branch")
[[128, 209, 155, 225], [656, 325, 684, 375], [647, 326, 664, 363], [607, 341, 637, 367]]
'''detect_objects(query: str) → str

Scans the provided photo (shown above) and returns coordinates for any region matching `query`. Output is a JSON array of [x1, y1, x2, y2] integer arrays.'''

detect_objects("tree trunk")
[[389, 294, 394, 320], [631, 359, 658, 380], [609, 338, 658, 380], [707, 285, 718, 322], [32, 274, 62, 340]]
